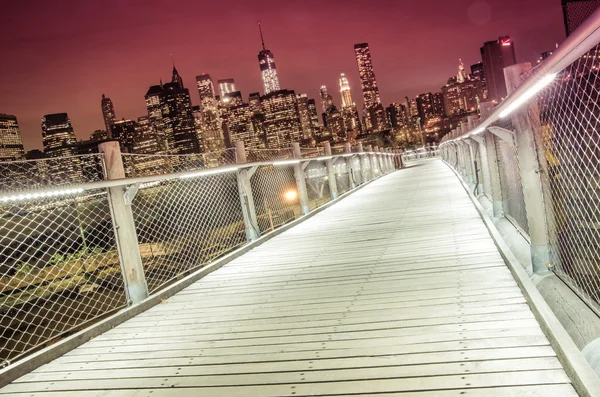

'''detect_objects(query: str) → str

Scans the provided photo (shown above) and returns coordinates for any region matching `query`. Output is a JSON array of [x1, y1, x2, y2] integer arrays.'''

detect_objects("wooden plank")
[[0, 159, 578, 396]]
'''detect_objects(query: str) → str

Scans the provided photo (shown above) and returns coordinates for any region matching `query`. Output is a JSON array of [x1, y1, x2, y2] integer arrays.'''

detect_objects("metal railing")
[[437, 6, 600, 315], [0, 140, 401, 367]]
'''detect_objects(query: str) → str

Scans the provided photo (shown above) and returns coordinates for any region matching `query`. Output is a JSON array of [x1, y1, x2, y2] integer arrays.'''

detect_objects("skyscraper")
[[339, 72, 353, 108], [0, 114, 25, 160], [457, 59, 469, 83], [416, 93, 434, 123], [112, 119, 137, 153], [260, 89, 302, 148], [480, 36, 517, 104], [354, 43, 387, 132], [354, 43, 381, 107], [218, 78, 236, 98], [319, 86, 334, 113], [257, 23, 281, 95], [41, 113, 77, 157], [195, 74, 225, 152], [562, 0, 600, 36], [144, 66, 199, 155], [432, 92, 446, 117], [101, 94, 116, 137], [296, 94, 314, 140]]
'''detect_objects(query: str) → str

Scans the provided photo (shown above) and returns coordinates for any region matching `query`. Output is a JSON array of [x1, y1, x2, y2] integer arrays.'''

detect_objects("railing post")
[[344, 142, 356, 189], [504, 63, 555, 275], [480, 101, 504, 217], [324, 142, 339, 200], [293, 142, 311, 215], [358, 143, 369, 182], [367, 145, 376, 180], [99, 141, 149, 304], [235, 141, 260, 241]]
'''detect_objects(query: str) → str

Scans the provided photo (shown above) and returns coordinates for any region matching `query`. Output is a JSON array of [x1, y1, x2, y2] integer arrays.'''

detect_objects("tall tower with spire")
[[171, 56, 184, 89], [457, 58, 469, 83], [257, 22, 280, 94], [339, 72, 353, 108]]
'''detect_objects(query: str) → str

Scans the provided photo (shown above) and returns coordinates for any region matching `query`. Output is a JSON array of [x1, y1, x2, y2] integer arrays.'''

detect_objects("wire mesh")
[[305, 160, 331, 208], [538, 46, 600, 310], [246, 148, 294, 163], [493, 128, 530, 236], [122, 149, 237, 178], [334, 158, 352, 195], [0, 155, 104, 193], [250, 165, 300, 234], [481, 132, 494, 200], [351, 156, 364, 186], [0, 188, 125, 367], [299, 147, 324, 159], [130, 173, 246, 293]]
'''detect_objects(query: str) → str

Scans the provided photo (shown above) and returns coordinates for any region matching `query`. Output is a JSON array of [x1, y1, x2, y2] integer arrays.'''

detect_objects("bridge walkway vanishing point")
[[0, 159, 579, 396]]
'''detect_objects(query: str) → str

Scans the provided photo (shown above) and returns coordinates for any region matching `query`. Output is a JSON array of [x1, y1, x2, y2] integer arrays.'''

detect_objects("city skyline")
[[1, 0, 563, 150]]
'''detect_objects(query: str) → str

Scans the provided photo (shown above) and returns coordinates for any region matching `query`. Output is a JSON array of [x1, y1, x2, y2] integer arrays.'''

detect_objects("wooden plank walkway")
[[0, 159, 578, 396]]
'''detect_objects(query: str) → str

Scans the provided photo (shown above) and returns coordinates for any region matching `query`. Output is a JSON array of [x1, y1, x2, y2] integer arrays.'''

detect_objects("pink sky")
[[0, 0, 563, 150]]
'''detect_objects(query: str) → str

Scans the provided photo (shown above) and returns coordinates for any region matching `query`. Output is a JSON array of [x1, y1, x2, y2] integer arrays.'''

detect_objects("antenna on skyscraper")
[[258, 21, 266, 51]]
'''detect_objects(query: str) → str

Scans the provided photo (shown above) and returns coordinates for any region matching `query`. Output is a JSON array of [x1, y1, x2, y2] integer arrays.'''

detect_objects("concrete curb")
[[0, 171, 393, 388], [443, 159, 600, 397]]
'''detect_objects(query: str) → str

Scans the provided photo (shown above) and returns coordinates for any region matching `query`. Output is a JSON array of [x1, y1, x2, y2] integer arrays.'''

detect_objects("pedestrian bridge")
[[0, 158, 591, 396]]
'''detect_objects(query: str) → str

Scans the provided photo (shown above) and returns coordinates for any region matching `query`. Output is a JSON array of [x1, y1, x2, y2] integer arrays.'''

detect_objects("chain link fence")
[[0, 155, 125, 366], [0, 145, 399, 368], [538, 44, 600, 312], [438, 31, 600, 314]]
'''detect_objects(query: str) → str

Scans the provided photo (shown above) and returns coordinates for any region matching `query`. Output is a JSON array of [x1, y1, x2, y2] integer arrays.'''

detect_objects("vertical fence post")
[[293, 143, 311, 215], [358, 143, 369, 182], [367, 145, 376, 180], [235, 141, 260, 242], [344, 142, 356, 189], [99, 142, 149, 304], [324, 142, 339, 200], [504, 63, 555, 275]]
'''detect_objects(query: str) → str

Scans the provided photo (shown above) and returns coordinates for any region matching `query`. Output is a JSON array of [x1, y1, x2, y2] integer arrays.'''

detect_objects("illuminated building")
[[470, 62, 487, 100], [442, 77, 484, 116], [354, 43, 381, 107], [248, 92, 261, 114], [433, 92, 446, 117], [319, 85, 334, 113], [223, 91, 243, 107], [144, 66, 199, 155], [90, 129, 108, 141], [41, 113, 80, 182], [195, 74, 225, 152], [260, 89, 302, 148], [101, 94, 116, 137], [307, 99, 322, 139], [416, 93, 434, 123], [326, 108, 346, 140], [222, 101, 265, 149], [480, 36, 517, 103], [0, 114, 25, 160], [42, 113, 77, 157], [457, 59, 469, 83], [296, 94, 314, 140], [405, 97, 419, 118], [386, 103, 408, 130], [339, 72, 353, 108], [354, 42, 387, 132], [257, 23, 281, 94], [112, 119, 137, 152], [562, 0, 600, 36], [218, 78, 236, 97], [341, 105, 362, 136]]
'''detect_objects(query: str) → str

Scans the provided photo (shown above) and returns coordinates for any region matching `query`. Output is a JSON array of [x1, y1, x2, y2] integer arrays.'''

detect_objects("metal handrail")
[[440, 6, 600, 147]]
